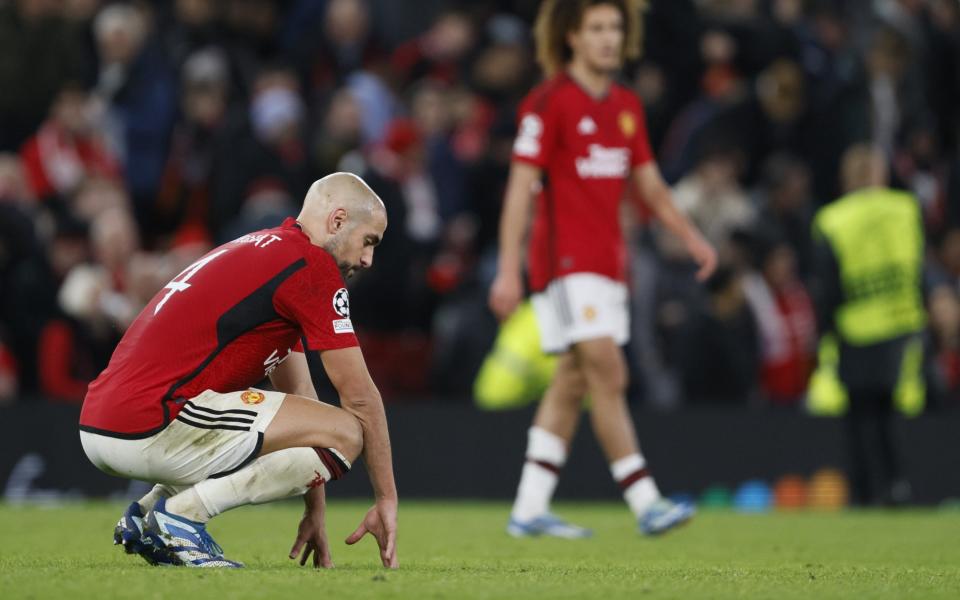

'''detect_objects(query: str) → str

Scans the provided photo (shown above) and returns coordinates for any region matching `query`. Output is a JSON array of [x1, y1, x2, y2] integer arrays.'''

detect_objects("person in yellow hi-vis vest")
[[809, 144, 927, 506]]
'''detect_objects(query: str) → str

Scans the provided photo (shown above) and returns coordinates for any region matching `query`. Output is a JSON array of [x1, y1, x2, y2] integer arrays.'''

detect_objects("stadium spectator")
[[354, 118, 443, 334], [154, 47, 233, 243], [927, 284, 960, 410], [0, 333, 16, 405], [219, 0, 286, 96], [90, 2, 177, 221], [680, 265, 760, 404], [753, 153, 814, 277], [670, 141, 754, 254], [293, 0, 386, 101], [311, 87, 365, 176], [162, 0, 224, 71], [19, 82, 121, 203], [210, 66, 310, 236], [0, 0, 86, 151], [391, 10, 476, 88], [217, 178, 297, 245], [9, 209, 89, 397], [742, 235, 816, 406], [410, 81, 469, 224], [69, 176, 129, 223]]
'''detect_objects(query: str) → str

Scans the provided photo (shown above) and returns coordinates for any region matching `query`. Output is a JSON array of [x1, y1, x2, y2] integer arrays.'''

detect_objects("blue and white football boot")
[[638, 498, 695, 536], [113, 501, 178, 566], [507, 513, 593, 539], [144, 498, 243, 568]]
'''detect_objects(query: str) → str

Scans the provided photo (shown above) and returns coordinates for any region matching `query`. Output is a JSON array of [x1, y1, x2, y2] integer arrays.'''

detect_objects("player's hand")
[[345, 499, 398, 569], [685, 234, 718, 282], [489, 271, 523, 321], [289, 510, 334, 568]]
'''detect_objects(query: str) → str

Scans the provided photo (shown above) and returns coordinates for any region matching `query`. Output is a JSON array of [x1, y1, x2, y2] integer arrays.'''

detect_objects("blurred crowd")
[[0, 0, 959, 412]]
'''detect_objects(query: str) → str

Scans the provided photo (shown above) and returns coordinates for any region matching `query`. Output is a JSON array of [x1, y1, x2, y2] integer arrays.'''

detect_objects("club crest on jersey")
[[618, 111, 637, 138], [577, 116, 597, 135], [241, 390, 265, 405]]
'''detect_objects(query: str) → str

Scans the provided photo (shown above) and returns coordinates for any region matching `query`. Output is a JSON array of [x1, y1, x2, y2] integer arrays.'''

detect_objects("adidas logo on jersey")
[[577, 116, 597, 135]]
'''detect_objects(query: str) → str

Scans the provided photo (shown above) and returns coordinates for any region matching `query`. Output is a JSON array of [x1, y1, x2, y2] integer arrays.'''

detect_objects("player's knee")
[[579, 349, 627, 393], [560, 368, 588, 399]]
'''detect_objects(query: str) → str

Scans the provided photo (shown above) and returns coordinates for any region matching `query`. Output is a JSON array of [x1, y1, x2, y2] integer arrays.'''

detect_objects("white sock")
[[165, 447, 350, 523], [511, 427, 567, 522], [611, 453, 661, 517], [137, 484, 185, 512]]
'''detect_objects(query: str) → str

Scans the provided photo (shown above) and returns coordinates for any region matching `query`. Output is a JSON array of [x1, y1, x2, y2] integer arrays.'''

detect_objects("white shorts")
[[530, 273, 630, 354], [80, 388, 285, 486]]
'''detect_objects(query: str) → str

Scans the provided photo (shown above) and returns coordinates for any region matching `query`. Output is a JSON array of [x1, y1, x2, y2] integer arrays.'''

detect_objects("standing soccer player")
[[79, 172, 398, 568], [489, 0, 717, 537]]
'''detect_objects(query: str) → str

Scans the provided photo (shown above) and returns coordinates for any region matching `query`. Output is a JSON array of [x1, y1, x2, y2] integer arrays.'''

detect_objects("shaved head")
[[299, 172, 385, 224], [297, 172, 387, 278]]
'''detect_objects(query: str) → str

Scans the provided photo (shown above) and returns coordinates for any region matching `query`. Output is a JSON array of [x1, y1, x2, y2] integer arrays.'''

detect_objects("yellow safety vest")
[[474, 301, 557, 410], [812, 187, 926, 346], [808, 188, 926, 416]]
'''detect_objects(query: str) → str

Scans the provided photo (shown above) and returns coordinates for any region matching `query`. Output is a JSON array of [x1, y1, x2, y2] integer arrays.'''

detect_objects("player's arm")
[[319, 346, 398, 568], [631, 162, 718, 281], [488, 161, 542, 320], [268, 350, 318, 400]]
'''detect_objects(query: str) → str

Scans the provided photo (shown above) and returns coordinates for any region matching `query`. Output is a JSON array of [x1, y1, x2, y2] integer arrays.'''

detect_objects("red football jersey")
[[512, 73, 654, 292], [80, 218, 359, 437]]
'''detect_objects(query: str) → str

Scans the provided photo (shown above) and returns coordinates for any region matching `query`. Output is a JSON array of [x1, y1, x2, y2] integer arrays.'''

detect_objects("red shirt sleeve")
[[629, 98, 654, 168], [274, 254, 359, 352], [511, 90, 559, 169]]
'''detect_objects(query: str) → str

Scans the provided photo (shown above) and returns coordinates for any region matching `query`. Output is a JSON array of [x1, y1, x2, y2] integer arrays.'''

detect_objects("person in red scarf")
[[19, 82, 121, 201]]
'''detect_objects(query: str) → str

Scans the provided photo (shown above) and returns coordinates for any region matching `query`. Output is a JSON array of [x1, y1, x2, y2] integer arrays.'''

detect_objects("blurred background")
[[1, 0, 959, 512]]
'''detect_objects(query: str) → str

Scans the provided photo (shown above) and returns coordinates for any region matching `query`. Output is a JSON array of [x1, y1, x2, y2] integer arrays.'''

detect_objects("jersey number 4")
[[154, 249, 229, 315]]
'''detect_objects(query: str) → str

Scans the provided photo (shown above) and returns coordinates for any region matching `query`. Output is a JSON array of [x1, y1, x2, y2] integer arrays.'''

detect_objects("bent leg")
[[164, 394, 363, 522], [259, 393, 363, 459]]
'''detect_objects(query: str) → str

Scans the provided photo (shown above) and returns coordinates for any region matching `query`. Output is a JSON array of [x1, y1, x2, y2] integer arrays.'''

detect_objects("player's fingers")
[[319, 546, 334, 569], [345, 522, 367, 545], [289, 536, 306, 559], [299, 543, 312, 566], [385, 528, 396, 560], [695, 262, 711, 282], [695, 253, 717, 282]]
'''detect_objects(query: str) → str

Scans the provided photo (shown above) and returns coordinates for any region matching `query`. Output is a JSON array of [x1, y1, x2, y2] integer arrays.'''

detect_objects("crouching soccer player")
[[78, 173, 398, 568]]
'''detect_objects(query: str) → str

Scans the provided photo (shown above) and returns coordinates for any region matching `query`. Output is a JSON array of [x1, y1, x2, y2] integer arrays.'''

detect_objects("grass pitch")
[[1, 500, 958, 599]]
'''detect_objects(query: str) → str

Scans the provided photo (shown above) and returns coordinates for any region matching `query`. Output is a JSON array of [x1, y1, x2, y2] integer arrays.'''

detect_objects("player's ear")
[[328, 208, 348, 233]]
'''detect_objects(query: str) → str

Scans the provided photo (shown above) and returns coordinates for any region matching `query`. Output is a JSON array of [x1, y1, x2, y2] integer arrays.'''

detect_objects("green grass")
[[1, 501, 959, 599]]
